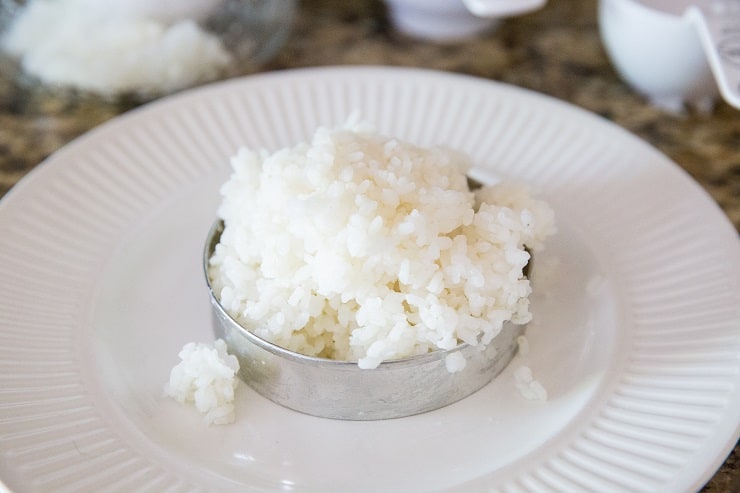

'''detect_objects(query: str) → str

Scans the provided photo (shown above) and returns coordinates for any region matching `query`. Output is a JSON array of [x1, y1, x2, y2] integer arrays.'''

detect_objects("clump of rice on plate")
[[165, 339, 240, 425], [208, 118, 555, 370]]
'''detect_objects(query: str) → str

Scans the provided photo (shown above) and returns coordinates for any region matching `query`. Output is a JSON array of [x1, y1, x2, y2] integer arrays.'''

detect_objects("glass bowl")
[[0, 0, 296, 100]]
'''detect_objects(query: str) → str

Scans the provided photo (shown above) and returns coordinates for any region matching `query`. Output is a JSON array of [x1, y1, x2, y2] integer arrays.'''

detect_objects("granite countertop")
[[0, 0, 737, 491]]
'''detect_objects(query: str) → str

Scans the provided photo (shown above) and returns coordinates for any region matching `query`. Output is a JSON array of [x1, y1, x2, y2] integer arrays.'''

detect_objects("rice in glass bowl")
[[0, 0, 296, 100]]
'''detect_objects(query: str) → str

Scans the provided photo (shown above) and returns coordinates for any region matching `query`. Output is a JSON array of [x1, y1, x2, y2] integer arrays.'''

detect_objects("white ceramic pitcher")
[[599, 0, 740, 112]]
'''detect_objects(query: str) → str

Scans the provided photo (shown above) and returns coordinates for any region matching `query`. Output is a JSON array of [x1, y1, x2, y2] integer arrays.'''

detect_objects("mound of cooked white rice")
[[164, 339, 240, 424], [2, 0, 231, 96], [208, 119, 555, 369]]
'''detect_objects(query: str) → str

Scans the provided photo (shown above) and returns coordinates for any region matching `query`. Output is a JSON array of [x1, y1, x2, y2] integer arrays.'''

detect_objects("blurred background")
[[0, 0, 737, 490]]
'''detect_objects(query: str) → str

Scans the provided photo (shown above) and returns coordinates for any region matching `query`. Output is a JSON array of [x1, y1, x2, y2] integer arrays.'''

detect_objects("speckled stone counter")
[[0, 0, 738, 491]]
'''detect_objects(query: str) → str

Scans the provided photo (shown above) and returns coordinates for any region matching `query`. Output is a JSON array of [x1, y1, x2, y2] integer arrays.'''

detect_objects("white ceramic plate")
[[0, 67, 738, 493]]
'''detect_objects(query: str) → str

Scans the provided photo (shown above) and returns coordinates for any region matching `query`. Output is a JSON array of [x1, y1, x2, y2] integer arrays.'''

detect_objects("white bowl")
[[383, 0, 546, 42]]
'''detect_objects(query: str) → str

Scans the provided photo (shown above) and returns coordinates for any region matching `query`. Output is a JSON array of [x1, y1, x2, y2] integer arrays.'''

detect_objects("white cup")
[[383, 0, 547, 42], [598, 0, 740, 112]]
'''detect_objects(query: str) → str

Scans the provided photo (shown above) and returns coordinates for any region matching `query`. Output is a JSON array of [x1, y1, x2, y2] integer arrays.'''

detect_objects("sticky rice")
[[208, 118, 555, 369], [165, 339, 240, 425], [1, 0, 231, 96]]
